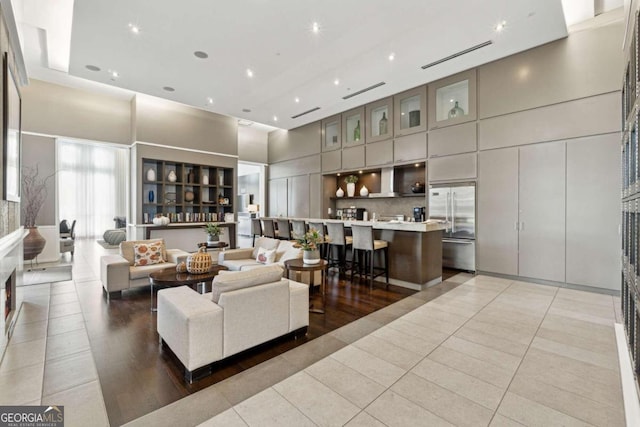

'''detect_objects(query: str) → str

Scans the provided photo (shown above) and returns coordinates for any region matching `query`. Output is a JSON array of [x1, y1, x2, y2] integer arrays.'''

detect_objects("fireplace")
[[0, 228, 28, 360], [3, 269, 15, 323]]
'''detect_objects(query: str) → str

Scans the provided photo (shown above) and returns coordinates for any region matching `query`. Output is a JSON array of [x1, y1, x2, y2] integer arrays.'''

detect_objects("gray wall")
[[21, 134, 56, 226], [238, 126, 268, 164]]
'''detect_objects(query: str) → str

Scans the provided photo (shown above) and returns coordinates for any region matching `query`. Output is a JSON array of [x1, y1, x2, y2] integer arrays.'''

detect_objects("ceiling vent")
[[421, 40, 493, 70], [342, 82, 386, 100], [291, 107, 321, 119], [238, 119, 253, 126]]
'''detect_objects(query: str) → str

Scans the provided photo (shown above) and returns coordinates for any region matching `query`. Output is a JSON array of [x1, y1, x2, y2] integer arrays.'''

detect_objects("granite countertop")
[[272, 217, 447, 232]]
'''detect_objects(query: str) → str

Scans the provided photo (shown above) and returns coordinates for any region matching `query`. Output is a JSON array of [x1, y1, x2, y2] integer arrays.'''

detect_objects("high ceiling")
[[10, 0, 622, 130]]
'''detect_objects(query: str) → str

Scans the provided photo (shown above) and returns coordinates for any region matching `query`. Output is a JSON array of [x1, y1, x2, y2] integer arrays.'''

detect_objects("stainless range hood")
[[369, 167, 399, 197]]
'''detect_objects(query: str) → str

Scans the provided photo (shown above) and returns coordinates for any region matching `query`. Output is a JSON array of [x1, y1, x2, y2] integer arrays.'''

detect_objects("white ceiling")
[[10, 0, 623, 131]]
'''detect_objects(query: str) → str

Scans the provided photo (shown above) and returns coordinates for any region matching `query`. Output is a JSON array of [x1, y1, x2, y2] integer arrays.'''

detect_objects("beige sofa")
[[157, 264, 309, 382], [100, 239, 189, 298]]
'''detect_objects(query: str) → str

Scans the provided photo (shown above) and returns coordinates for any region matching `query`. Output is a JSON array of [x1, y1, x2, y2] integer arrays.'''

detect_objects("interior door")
[[518, 141, 566, 282], [477, 148, 519, 275], [451, 185, 475, 239]]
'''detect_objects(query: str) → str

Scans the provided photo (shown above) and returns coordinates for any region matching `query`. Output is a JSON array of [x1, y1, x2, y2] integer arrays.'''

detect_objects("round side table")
[[283, 259, 328, 314]]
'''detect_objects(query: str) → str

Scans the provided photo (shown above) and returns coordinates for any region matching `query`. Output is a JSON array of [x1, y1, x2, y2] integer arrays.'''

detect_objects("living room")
[[0, 1, 637, 426]]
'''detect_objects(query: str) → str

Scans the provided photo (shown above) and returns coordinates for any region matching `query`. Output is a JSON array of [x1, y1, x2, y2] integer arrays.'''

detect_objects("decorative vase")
[[148, 190, 154, 203], [167, 170, 177, 182], [347, 182, 356, 197], [353, 120, 361, 141], [448, 101, 465, 118], [202, 174, 209, 185], [379, 112, 388, 135], [184, 190, 195, 202], [360, 185, 369, 197], [409, 110, 420, 127], [146, 168, 156, 182], [336, 187, 344, 198], [187, 169, 195, 183], [24, 227, 46, 261], [303, 249, 321, 265], [218, 171, 225, 186]]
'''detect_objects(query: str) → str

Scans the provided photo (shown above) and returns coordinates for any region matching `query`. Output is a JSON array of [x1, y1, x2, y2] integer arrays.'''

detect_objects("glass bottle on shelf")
[[379, 113, 388, 135], [448, 101, 464, 118], [353, 120, 361, 141]]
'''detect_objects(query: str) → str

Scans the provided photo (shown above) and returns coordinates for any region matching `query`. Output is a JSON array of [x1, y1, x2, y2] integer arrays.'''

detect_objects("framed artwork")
[[3, 52, 21, 202]]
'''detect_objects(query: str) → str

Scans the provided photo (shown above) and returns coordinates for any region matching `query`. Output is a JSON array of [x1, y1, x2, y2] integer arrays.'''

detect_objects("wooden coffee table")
[[148, 265, 228, 311], [284, 259, 328, 314]]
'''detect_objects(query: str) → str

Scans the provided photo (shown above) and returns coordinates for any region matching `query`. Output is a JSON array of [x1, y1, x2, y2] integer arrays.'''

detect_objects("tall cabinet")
[[478, 142, 565, 282]]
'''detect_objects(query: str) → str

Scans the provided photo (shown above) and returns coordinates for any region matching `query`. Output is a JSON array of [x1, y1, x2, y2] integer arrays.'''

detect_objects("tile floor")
[[0, 240, 626, 427]]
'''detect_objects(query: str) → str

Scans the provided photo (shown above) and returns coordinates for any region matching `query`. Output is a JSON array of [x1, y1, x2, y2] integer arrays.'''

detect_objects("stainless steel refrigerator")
[[429, 183, 476, 271]]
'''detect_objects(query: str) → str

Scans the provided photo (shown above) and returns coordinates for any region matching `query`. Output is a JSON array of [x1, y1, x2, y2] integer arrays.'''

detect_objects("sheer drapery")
[[57, 140, 128, 239]]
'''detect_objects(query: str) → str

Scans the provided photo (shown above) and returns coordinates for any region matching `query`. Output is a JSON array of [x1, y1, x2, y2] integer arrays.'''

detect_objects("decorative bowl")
[[411, 182, 425, 193]]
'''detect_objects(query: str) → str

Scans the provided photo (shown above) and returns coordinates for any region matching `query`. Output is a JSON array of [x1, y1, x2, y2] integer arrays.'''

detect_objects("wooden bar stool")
[[308, 222, 328, 259], [291, 220, 307, 239], [276, 219, 292, 240], [251, 218, 263, 246], [350, 224, 389, 290], [325, 222, 353, 277], [261, 219, 278, 239]]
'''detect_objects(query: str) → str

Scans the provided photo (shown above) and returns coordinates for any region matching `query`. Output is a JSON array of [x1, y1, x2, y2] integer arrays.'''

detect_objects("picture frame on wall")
[[2, 52, 21, 202]]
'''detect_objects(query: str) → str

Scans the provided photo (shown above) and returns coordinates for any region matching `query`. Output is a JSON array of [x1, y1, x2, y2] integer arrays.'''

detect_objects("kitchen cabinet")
[[428, 152, 476, 182], [342, 106, 365, 146], [366, 140, 393, 167], [428, 69, 477, 130], [309, 173, 322, 219], [322, 150, 341, 172], [428, 122, 477, 158], [342, 146, 365, 170], [366, 97, 393, 143], [322, 115, 341, 152], [288, 175, 310, 218], [477, 142, 566, 282], [393, 132, 427, 163], [394, 86, 427, 136], [268, 178, 288, 217]]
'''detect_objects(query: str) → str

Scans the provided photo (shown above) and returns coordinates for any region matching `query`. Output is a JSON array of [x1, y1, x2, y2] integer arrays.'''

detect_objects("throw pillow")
[[133, 241, 165, 266], [255, 247, 276, 264]]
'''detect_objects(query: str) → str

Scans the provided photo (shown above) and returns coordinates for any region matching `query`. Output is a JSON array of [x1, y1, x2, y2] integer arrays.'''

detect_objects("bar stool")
[[350, 225, 389, 290], [251, 218, 262, 246], [325, 222, 353, 277], [308, 222, 328, 259], [291, 220, 307, 239], [276, 219, 292, 240], [262, 219, 278, 239]]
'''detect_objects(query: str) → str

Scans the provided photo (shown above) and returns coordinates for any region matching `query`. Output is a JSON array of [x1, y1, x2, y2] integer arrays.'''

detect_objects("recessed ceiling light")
[[163, 86, 175, 92], [450, 99, 454, 102], [388, 52, 395, 61], [295, 97, 300, 103], [194, 51, 209, 59], [206, 97, 214, 105], [312, 22, 320, 33], [334, 79, 340, 86], [359, 170, 363, 174], [85, 65, 100, 71], [242, 108, 252, 113], [495, 20, 507, 32], [415, 163, 420, 167], [246, 68, 254, 78], [109, 70, 119, 80], [273, 115, 278, 122], [337, 173, 341, 176], [128, 23, 140, 34]]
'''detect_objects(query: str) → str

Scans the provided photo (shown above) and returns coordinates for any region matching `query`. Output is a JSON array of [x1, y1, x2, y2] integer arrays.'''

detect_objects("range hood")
[[369, 167, 399, 197]]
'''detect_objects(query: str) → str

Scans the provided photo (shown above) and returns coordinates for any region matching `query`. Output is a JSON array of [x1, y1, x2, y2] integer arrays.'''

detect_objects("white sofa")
[[157, 264, 309, 382], [100, 239, 189, 298]]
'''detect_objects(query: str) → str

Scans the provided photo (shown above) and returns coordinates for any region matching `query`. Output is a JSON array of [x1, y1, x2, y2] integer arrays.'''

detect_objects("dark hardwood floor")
[[76, 268, 458, 426]]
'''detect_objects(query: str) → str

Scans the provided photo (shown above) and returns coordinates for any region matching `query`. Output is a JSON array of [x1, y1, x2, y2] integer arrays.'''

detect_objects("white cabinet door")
[[309, 173, 322, 219], [288, 175, 310, 218], [566, 134, 620, 290], [518, 142, 566, 282], [477, 148, 519, 275], [268, 178, 288, 217]]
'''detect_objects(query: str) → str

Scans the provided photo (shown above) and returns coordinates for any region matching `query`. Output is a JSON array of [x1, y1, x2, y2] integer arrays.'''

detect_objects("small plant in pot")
[[293, 227, 325, 264], [204, 222, 222, 243], [344, 174, 359, 197]]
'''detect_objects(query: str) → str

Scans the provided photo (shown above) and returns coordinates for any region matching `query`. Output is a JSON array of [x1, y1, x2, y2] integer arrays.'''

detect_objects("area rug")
[[97, 239, 120, 249], [22, 264, 73, 286]]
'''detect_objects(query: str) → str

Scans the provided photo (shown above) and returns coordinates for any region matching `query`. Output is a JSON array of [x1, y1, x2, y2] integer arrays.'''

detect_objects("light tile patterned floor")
[[199, 275, 625, 427]]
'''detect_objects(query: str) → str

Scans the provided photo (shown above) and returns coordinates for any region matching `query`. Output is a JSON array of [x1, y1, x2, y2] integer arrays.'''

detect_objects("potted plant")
[[204, 222, 222, 242], [293, 227, 324, 264], [344, 175, 359, 197], [22, 165, 54, 260]]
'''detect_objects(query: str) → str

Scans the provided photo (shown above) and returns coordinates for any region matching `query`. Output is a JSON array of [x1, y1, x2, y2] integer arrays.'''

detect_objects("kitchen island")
[[268, 218, 446, 290]]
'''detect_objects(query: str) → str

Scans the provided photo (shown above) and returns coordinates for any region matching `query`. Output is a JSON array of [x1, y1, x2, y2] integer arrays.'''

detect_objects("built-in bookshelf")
[[141, 158, 234, 224]]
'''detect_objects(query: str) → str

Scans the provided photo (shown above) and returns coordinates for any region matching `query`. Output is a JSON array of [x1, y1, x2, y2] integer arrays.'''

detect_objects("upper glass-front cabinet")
[[321, 115, 342, 152], [366, 97, 393, 143], [394, 86, 427, 136], [428, 69, 477, 129], [342, 106, 365, 146]]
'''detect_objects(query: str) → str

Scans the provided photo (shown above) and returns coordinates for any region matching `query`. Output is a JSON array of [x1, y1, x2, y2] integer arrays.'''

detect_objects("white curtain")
[[57, 139, 128, 239]]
